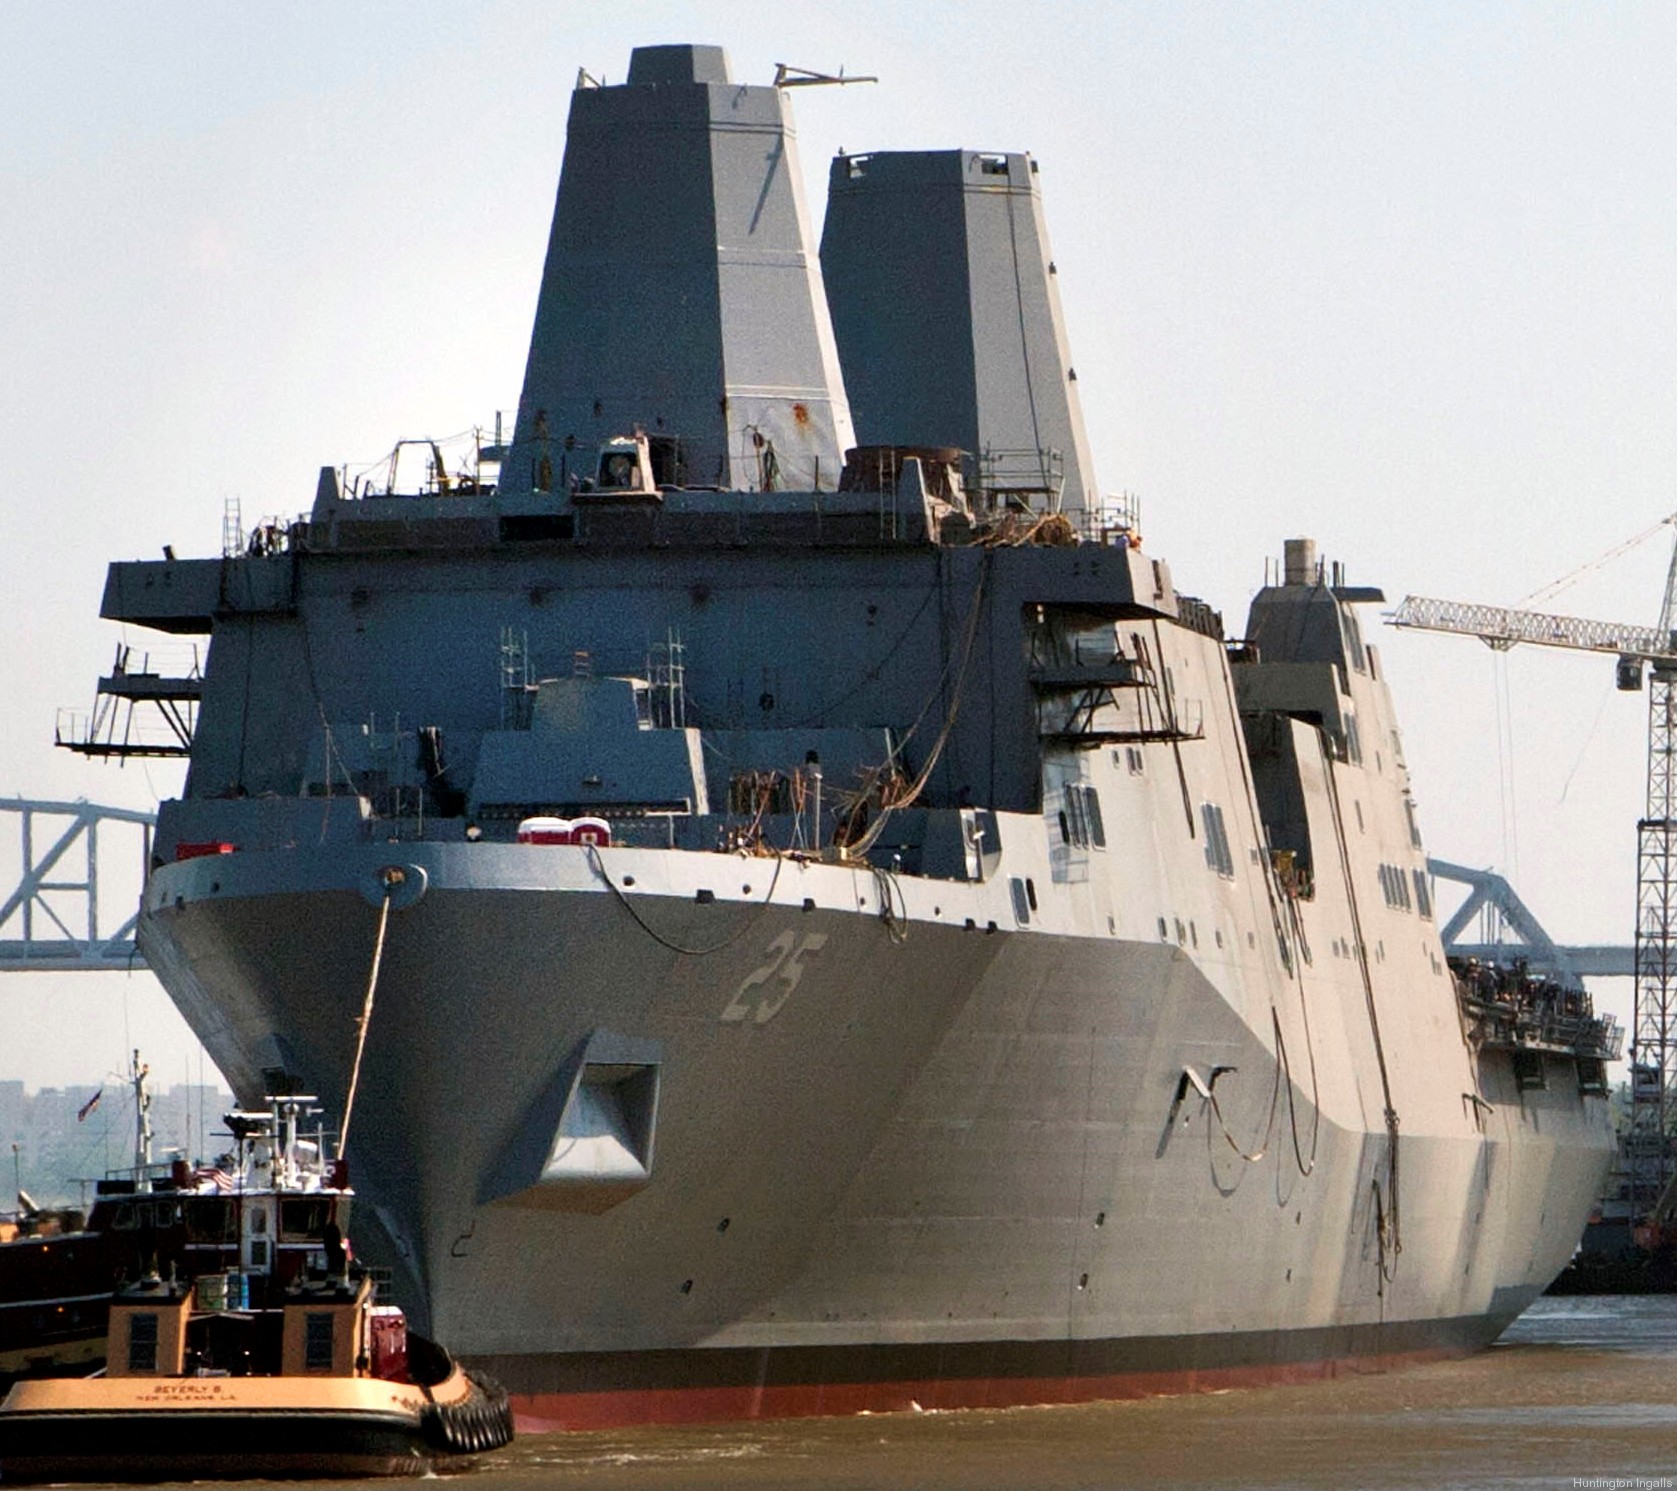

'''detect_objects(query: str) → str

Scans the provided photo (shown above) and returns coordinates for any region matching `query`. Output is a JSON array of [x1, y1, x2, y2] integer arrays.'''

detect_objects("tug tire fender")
[[420, 1368, 514, 1455]]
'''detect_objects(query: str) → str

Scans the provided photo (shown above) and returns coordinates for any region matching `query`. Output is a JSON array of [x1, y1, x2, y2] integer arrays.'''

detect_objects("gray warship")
[[81, 44, 1619, 1426]]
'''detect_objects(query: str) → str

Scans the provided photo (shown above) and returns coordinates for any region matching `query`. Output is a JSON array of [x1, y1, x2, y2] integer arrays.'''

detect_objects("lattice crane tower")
[[1388, 523, 1677, 1222]]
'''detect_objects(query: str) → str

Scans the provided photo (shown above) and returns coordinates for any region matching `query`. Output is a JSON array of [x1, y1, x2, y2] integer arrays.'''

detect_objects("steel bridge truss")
[[0, 798, 156, 970]]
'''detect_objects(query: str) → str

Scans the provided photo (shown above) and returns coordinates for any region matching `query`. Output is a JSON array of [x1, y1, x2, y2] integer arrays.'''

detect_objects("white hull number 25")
[[722, 931, 829, 1024]]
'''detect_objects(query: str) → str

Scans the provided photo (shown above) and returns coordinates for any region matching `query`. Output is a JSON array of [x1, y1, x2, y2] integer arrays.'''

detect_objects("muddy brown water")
[[44, 1297, 1677, 1490]]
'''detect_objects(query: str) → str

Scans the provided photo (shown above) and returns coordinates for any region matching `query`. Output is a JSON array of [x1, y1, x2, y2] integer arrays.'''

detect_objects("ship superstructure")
[[81, 44, 1616, 1426]]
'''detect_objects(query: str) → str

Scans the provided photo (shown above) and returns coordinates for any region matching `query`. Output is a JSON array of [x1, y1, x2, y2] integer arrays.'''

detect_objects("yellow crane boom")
[[1387, 596, 1677, 665]]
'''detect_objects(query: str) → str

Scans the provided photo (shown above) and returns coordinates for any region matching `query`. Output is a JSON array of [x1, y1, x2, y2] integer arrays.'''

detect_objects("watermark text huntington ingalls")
[[1574, 1479, 1675, 1490]]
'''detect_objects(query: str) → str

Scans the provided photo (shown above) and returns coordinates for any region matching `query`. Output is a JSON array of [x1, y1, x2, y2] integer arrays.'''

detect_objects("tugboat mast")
[[128, 1050, 152, 1189]]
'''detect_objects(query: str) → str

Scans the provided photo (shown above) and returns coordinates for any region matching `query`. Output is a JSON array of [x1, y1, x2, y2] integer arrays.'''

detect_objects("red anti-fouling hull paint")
[[505, 1341, 1477, 1432]]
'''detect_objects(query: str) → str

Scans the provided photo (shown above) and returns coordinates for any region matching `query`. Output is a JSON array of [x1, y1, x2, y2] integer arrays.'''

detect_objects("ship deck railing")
[[1458, 989, 1625, 1062]]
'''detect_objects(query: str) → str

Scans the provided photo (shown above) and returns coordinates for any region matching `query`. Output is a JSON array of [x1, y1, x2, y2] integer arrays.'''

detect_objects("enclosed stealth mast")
[[821, 149, 1099, 519], [500, 44, 855, 497]]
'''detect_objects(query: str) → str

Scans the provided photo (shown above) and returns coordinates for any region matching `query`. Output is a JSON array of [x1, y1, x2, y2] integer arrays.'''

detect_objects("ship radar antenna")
[[773, 63, 878, 89]]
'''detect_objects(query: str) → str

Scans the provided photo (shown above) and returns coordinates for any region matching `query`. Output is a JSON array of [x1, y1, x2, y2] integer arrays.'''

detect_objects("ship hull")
[[76, 38, 1618, 1437], [138, 839, 1612, 1426], [492, 1314, 1498, 1430]]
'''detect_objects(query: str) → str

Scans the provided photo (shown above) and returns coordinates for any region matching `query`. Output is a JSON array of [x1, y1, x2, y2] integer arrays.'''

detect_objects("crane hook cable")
[[1518, 511, 1676, 610]]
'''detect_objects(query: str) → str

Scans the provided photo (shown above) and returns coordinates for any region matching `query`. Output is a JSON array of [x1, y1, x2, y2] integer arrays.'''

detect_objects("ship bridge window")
[[1011, 877, 1032, 925], [1200, 803, 1235, 878], [127, 1313, 159, 1373], [281, 1198, 333, 1242], [184, 1198, 237, 1244], [1413, 867, 1433, 919], [305, 1312, 335, 1370], [1122, 748, 1139, 776], [1344, 715, 1363, 765], [1378, 863, 1413, 912], [118, 1201, 177, 1231], [1060, 784, 1106, 850], [599, 451, 641, 489], [1341, 608, 1367, 672]]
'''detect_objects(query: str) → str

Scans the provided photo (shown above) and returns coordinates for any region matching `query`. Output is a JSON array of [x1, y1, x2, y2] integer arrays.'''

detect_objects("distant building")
[[3, 1080, 236, 1208]]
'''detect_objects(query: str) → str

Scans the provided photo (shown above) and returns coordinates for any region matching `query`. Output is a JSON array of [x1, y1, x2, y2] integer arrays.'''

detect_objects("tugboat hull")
[[0, 1363, 511, 1481]]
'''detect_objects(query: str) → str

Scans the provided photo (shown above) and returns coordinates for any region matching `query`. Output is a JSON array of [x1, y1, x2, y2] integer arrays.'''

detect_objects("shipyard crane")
[[1388, 521, 1677, 1224]]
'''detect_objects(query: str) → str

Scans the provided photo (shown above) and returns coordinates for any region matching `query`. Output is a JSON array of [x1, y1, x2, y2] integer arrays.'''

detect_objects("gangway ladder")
[[56, 644, 203, 760], [221, 496, 243, 558], [499, 627, 532, 730], [648, 629, 688, 729]]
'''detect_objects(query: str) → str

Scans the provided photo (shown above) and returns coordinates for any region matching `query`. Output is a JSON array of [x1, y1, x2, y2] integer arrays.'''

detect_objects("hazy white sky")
[[4, 2, 1675, 1086]]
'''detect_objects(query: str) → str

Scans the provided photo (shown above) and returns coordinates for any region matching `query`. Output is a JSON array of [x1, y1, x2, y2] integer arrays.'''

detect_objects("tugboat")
[[0, 1056, 352, 1383], [0, 1073, 513, 1479], [0, 1273, 513, 1479]]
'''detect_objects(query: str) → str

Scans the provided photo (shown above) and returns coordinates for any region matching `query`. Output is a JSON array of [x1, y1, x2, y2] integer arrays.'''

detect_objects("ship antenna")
[[130, 1049, 153, 1187], [772, 63, 878, 89]]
